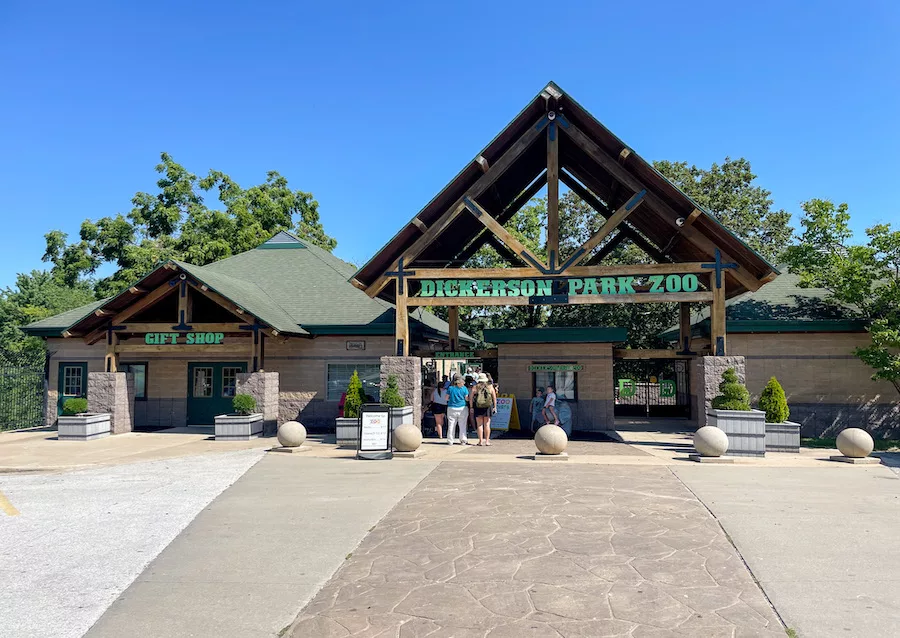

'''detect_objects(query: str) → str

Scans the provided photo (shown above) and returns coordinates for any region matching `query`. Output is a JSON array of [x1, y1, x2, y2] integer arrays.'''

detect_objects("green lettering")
[[458, 280, 475, 297], [506, 280, 520, 296], [649, 275, 665, 293], [169, 334, 178, 344], [583, 278, 598, 295], [665, 274, 682, 292], [186, 333, 195, 344], [490, 280, 507, 296], [600, 277, 617, 294], [215, 333, 224, 344], [536, 280, 552, 296], [568, 278, 584, 295], [440, 280, 453, 297], [682, 274, 699, 292], [420, 280, 436, 296], [475, 280, 491, 297], [617, 276, 636, 294], [145, 333, 155, 345], [520, 280, 536, 296]]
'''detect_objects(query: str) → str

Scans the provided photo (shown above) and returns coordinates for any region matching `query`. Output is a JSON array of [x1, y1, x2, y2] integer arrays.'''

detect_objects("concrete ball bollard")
[[836, 428, 874, 458], [393, 423, 423, 452], [277, 421, 307, 447], [693, 426, 729, 457], [535, 424, 568, 455]]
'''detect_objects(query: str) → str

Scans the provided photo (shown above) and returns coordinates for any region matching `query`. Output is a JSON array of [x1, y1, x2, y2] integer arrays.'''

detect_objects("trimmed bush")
[[758, 376, 790, 423], [62, 398, 88, 416], [710, 368, 751, 411], [232, 394, 257, 415], [343, 370, 366, 418], [381, 375, 406, 408]]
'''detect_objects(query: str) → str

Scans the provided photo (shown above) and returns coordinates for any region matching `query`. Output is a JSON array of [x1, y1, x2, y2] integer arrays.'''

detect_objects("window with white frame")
[[326, 363, 381, 402]]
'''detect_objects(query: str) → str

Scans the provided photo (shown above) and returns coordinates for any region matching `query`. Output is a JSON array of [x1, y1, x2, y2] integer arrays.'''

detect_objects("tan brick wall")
[[46, 339, 107, 426], [727, 333, 896, 405]]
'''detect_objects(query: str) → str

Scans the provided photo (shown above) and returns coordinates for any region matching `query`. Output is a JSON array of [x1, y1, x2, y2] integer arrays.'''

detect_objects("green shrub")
[[381, 375, 406, 408], [62, 398, 88, 415], [232, 394, 256, 415], [758, 376, 790, 423], [343, 370, 366, 418], [710, 368, 751, 411]]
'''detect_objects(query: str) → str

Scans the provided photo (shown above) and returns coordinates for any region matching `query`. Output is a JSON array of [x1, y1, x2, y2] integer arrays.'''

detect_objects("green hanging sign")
[[434, 351, 475, 359], [528, 364, 584, 372]]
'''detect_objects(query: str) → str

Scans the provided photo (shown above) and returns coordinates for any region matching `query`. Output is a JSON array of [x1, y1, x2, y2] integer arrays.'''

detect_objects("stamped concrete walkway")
[[288, 463, 785, 637]]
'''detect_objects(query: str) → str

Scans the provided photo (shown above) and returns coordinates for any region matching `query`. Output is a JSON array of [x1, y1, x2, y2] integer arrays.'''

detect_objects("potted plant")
[[58, 397, 111, 441], [758, 376, 801, 453], [214, 394, 263, 440], [336, 370, 366, 447], [706, 368, 766, 457], [381, 375, 413, 430]]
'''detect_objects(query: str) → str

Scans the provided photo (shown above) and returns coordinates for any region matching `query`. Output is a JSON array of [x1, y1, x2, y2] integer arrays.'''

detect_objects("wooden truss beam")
[[406, 291, 713, 307], [462, 197, 549, 273], [407, 262, 711, 280], [187, 282, 281, 341], [559, 189, 645, 271], [113, 322, 251, 333], [486, 235, 524, 267], [366, 115, 550, 297], [546, 118, 560, 267], [83, 283, 179, 344], [585, 231, 626, 266]]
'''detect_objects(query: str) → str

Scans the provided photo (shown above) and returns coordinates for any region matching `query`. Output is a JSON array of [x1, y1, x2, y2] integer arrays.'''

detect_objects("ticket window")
[[532, 368, 578, 401]]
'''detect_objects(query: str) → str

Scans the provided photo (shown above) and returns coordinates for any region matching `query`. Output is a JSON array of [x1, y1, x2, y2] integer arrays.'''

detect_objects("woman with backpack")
[[472, 372, 497, 446]]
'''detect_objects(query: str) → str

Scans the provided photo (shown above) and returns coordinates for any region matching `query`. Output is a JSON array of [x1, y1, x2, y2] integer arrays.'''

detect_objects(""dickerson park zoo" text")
[[416, 274, 700, 298]]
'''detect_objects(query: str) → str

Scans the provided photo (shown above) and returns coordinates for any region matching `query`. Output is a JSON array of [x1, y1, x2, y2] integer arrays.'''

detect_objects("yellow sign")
[[493, 393, 520, 430]]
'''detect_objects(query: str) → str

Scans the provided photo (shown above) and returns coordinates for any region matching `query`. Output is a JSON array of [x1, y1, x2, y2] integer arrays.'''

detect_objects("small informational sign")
[[357, 404, 392, 460], [492, 394, 520, 431], [434, 351, 475, 359], [528, 364, 584, 372], [346, 340, 366, 351]]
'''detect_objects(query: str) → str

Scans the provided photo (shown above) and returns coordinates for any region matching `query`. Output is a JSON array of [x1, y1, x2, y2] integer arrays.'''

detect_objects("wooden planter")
[[706, 409, 766, 457], [765, 421, 801, 453], [58, 413, 111, 441], [214, 413, 263, 441]]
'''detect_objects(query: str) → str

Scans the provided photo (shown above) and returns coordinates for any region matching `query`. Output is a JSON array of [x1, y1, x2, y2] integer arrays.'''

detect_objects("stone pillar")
[[380, 356, 423, 428], [87, 372, 135, 434], [236, 371, 280, 436], [690, 356, 745, 428]]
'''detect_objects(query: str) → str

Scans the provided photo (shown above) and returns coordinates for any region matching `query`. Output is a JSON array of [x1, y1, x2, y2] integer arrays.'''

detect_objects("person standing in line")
[[441, 374, 450, 390], [445, 376, 469, 445], [472, 373, 497, 446], [530, 387, 544, 433], [430, 383, 449, 439], [542, 383, 560, 426], [465, 375, 477, 436]]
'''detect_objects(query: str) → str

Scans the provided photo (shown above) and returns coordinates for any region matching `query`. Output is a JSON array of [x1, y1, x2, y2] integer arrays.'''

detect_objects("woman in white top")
[[431, 384, 449, 438]]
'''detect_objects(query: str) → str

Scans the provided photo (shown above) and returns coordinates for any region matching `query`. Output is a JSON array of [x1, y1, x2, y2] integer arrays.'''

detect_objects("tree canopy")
[[42, 153, 337, 298]]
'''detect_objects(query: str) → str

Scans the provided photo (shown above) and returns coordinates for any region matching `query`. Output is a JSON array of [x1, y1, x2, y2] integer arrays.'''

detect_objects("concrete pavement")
[[84, 454, 438, 638], [0, 448, 265, 638], [674, 464, 900, 638]]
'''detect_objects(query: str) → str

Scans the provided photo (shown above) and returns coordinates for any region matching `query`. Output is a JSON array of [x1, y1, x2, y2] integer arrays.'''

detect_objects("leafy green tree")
[[784, 199, 900, 394], [758, 376, 790, 423], [381, 375, 406, 408], [43, 153, 336, 298], [343, 370, 366, 418], [711, 368, 751, 411], [654, 157, 793, 263]]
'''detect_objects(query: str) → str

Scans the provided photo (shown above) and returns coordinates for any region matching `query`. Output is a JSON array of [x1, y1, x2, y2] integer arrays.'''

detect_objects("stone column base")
[[380, 356, 423, 428], [690, 356, 746, 428], [87, 372, 135, 434], [236, 372, 279, 436]]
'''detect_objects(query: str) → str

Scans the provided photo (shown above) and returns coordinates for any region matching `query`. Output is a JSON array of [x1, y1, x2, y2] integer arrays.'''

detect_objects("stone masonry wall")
[[690, 356, 745, 429], [236, 371, 279, 436], [380, 356, 423, 428], [87, 372, 135, 434]]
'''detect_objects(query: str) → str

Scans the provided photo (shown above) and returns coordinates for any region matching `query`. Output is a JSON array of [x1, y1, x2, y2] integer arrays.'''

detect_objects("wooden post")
[[547, 118, 560, 268], [710, 274, 726, 355], [448, 307, 459, 350], [395, 284, 409, 356], [105, 331, 118, 373], [678, 302, 692, 353]]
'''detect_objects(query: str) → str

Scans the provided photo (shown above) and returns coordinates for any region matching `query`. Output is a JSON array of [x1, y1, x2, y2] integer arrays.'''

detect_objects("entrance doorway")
[[613, 359, 690, 419], [187, 362, 247, 425]]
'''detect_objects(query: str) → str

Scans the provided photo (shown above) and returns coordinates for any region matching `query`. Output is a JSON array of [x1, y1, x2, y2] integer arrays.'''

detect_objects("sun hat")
[[477, 373, 489, 383]]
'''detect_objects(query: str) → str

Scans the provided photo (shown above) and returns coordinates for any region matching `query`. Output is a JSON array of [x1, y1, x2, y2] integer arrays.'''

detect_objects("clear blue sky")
[[1, 0, 898, 288]]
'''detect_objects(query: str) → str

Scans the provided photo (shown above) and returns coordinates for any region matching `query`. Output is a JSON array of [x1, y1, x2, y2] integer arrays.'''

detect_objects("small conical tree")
[[381, 375, 406, 408], [711, 368, 751, 411], [758, 376, 790, 423], [343, 370, 366, 418]]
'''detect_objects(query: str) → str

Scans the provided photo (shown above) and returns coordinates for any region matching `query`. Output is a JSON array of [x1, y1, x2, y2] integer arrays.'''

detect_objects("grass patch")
[[801, 437, 900, 451], [785, 628, 798, 637]]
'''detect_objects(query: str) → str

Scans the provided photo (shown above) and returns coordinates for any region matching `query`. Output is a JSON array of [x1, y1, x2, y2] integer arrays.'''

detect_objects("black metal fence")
[[0, 352, 45, 430]]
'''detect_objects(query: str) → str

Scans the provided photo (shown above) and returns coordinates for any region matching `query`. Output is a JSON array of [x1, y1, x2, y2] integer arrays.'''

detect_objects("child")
[[542, 384, 560, 426], [530, 387, 544, 433]]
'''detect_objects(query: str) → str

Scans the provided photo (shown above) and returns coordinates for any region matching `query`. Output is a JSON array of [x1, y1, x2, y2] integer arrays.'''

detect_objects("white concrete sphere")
[[277, 421, 307, 447], [694, 426, 729, 457], [393, 423, 423, 452], [836, 428, 874, 458], [535, 424, 568, 455]]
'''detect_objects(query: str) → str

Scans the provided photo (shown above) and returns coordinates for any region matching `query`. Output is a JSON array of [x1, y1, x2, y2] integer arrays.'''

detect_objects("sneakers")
[[460, 438, 468, 445], [447, 439, 455, 445]]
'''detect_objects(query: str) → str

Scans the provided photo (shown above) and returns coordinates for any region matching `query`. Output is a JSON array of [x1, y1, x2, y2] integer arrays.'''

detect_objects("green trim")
[[256, 243, 306, 250], [660, 319, 867, 341], [304, 324, 395, 336], [483, 327, 628, 344]]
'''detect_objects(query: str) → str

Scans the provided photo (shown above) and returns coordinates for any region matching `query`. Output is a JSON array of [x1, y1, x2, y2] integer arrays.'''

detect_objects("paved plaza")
[[289, 463, 785, 637]]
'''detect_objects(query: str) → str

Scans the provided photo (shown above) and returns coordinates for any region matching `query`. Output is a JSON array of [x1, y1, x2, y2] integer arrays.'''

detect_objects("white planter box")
[[58, 413, 111, 441], [765, 421, 801, 453], [215, 413, 263, 441], [390, 406, 414, 430], [336, 416, 359, 448], [707, 408, 766, 457]]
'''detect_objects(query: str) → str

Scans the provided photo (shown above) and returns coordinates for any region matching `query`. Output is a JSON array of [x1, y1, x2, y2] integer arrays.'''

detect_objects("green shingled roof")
[[24, 231, 473, 343], [660, 269, 864, 339]]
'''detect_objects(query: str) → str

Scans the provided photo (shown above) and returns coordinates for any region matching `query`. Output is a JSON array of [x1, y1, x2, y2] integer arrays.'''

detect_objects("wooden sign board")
[[528, 364, 584, 372], [434, 351, 475, 359], [346, 340, 366, 351]]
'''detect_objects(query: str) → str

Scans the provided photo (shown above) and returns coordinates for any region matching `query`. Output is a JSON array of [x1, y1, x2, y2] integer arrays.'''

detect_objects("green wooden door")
[[57, 362, 88, 415], [186, 362, 247, 425]]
